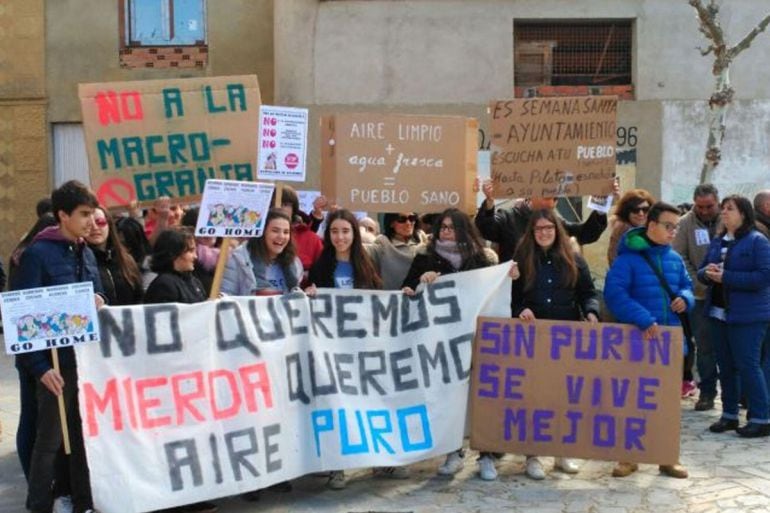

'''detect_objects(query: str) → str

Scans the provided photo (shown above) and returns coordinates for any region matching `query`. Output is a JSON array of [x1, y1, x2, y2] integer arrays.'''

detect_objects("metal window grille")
[[514, 21, 632, 87]]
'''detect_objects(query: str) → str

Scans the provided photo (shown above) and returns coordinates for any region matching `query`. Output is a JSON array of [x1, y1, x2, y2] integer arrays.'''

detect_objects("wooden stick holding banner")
[[51, 348, 72, 454], [208, 242, 231, 300]]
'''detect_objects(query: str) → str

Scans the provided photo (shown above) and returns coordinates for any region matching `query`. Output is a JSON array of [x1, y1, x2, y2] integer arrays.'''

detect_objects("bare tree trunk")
[[700, 68, 732, 184]]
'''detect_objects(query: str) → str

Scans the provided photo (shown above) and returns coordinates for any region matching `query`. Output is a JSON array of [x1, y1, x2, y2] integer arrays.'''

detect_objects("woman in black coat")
[[144, 228, 206, 305], [509, 208, 600, 481]]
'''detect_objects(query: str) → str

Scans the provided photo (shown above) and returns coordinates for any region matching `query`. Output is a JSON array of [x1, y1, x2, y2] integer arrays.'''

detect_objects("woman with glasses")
[[86, 206, 144, 305], [366, 212, 427, 291], [507, 209, 600, 481], [699, 195, 770, 438], [401, 208, 498, 479], [608, 189, 656, 265]]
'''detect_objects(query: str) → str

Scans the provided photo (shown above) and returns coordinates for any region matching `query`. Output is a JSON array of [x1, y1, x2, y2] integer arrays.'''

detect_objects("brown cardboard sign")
[[470, 317, 683, 464], [489, 96, 617, 198], [321, 113, 478, 214], [79, 75, 261, 208]]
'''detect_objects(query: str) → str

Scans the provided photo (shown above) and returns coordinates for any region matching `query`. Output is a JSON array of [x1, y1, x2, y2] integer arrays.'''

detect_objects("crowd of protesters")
[[6, 178, 770, 513]]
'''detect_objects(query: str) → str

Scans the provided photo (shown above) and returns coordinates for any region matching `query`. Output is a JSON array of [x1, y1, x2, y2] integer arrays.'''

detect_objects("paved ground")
[[2, 348, 770, 513]]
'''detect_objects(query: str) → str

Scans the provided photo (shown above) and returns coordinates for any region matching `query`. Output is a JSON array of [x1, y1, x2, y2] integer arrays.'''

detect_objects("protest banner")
[[79, 75, 261, 208], [321, 113, 478, 213], [470, 317, 682, 464], [194, 180, 275, 238], [1, 282, 100, 355], [489, 96, 617, 198], [77, 264, 512, 513], [257, 106, 309, 182]]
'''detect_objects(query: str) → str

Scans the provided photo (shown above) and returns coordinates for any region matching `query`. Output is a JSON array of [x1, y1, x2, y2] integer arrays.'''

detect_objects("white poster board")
[[194, 180, 275, 238], [257, 106, 309, 182], [1, 282, 100, 354]]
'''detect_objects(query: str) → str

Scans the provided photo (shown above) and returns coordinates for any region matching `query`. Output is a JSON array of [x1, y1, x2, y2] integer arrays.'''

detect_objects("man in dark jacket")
[[754, 190, 770, 235], [475, 179, 611, 262], [604, 201, 693, 480], [15, 180, 104, 513]]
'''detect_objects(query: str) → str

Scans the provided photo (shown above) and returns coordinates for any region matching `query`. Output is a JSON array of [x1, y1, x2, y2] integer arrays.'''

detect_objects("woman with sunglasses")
[[86, 207, 144, 306], [608, 189, 656, 265], [367, 212, 427, 291], [305, 209, 383, 489], [401, 208, 497, 478], [506, 209, 600, 481]]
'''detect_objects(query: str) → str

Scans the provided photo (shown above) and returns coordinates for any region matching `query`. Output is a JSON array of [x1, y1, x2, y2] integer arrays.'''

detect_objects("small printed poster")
[[1, 282, 100, 355], [257, 105, 309, 182], [587, 194, 614, 214], [195, 180, 275, 238]]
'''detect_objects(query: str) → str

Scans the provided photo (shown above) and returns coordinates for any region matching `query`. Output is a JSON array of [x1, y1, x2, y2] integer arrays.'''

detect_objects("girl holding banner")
[[401, 208, 498, 479], [220, 209, 303, 296], [305, 209, 383, 489], [510, 209, 601, 480]]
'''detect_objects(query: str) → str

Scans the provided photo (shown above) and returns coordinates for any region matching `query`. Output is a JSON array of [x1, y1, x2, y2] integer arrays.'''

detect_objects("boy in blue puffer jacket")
[[604, 201, 694, 479]]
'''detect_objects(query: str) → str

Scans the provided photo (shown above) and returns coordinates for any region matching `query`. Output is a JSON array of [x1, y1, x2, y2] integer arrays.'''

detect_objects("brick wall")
[[120, 46, 208, 69]]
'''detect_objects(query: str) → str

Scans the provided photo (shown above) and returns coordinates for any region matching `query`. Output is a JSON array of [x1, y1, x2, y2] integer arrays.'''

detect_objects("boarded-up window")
[[514, 21, 632, 87]]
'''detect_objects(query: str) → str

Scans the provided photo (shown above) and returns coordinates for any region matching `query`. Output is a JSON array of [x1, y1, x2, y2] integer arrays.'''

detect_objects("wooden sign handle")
[[51, 348, 71, 455], [209, 241, 232, 300]]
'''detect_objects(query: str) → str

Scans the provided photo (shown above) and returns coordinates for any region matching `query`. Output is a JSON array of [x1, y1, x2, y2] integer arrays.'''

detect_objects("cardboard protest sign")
[[321, 113, 478, 213], [79, 75, 261, 208], [1, 283, 100, 355], [194, 180, 274, 238], [489, 96, 617, 198], [76, 264, 512, 513], [470, 317, 682, 465], [257, 106, 309, 182]]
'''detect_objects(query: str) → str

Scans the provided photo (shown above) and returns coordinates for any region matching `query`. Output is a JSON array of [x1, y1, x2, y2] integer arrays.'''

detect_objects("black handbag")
[[640, 252, 695, 354]]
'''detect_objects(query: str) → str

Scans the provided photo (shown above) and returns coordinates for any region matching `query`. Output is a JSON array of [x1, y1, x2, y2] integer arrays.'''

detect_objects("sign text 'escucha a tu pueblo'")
[[489, 96, 618, 199]]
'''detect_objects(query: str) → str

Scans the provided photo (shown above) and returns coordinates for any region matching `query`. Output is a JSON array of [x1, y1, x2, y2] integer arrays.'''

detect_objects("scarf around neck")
[[435, 239, 463, 270]]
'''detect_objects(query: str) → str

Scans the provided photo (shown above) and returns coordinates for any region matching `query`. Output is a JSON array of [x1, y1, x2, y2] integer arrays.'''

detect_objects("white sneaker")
[[327, 470, 346, 490], [478, 455, 498, 481], [373, 466, 410, 479], [53, 496, 73, 513], [437, 450, 464, 476], [555, 457, 580, 474], [525, 456, 546, 480]]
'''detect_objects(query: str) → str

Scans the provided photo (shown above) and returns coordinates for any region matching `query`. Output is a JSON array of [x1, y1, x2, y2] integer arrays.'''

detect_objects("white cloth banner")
[[77, 264, 511, 513]]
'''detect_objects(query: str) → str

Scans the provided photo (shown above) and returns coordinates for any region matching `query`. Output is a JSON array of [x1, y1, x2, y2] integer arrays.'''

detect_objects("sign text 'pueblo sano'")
[[321, 113, 477, 213], [489, 96, 617, 199], [79, 75, 261, 208]]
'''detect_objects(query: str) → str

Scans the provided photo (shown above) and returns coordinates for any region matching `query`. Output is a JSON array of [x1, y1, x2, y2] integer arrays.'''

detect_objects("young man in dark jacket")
[[604, 201, 693, 480], [15, 180, 104, 513]]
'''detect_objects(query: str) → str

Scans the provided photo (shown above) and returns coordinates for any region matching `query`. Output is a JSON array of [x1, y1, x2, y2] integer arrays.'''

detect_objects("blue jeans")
[[711, 319, 770, 423], [16, 366, 38, 481], [692, 300, 718, 397]]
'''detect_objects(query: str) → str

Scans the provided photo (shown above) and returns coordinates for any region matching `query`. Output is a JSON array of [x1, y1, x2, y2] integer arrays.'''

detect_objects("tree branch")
[[698, 45, 715, 56], [689, 0, 726, 48], [729, 13, 770, 59]]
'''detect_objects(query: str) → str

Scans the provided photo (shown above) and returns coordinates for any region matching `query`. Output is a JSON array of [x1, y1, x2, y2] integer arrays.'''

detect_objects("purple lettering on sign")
[[562, 410, 582, 444], [532, 409, 554, 442], [504, 408, 527, 442], [504, 367, 526, 400], [624, 417, 646, 450], [575, 327, 597, 360], [593, 414, 616, 447], [565, 375, 584, 404], [478, 363, 500, 399], [611, 378, 630, 408], [550, 325, 572, 360], [637, 377, 660, 410]]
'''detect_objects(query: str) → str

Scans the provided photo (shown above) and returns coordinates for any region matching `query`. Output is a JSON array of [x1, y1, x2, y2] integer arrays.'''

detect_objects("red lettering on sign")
[[171, 371, 206, 424], [95, 90, 144, 126], [240, 363, 274, 412], [137, 376, 171, 429], [208, 369, 243, 420], [83, 379, 123, 437]]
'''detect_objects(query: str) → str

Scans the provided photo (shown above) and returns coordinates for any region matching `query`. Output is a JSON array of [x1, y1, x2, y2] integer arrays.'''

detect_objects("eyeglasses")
[[94, 218, 109, 227], [439, 224, 455, 232], [630, 206, 650, 214], [395, 214, 418, 224], [659, 221, 679, 233], [534, 224, 556, 233]]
